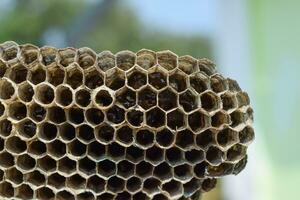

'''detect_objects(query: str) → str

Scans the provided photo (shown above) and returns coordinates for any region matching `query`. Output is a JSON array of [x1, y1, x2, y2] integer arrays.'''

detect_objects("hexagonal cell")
[[153, 162, 172, 181], [38, 155, 56, 172], [188, 110, 209, 132], [0, 181, 14, 198], [47, 140, 66, 159], [0, 79, 15, 100], [66, 65, 83, 89], [77, 124, 95, 143], [6, 167, 23, 185], [176, 129, 194, 150], [105, 68, 125, 90], [8, 101, 27, 120], [116, 191, 131, 200], [47, 65, 65, 86], [98, 159, 116, 178], [193, 162, 207, 178], [75, 88, 91, 107], [35, 84, 55, 105], [67, 174, 86, 190], [77, 47, 96, 69], [59, 123, 76, 141], [48, 173, 66, 189], [157, 51, 177, 71], [221, 92, 237, 111], [217, 127, 238, 148], [58, 157, 76, 174], [146, 107, 165, 128], [183, 178, 202, 198], [143, 177, 161, 196], [135, 161, 153, 178], [116, 125, 133, 146], [95, 123, 114, 144], [210, 74, 227, 93], [206, 146, 224, 165], [56, 190, 75, 200], [16, 154, 36, 171], [179, 90, 198, 112], [17, 119, 36, 139], [18, 82, 34, 102], [174, 164, 193, 182], [146, 145, 164, 165], [230, 110, 245, 127], [27, 170, 46, 186], [107, 142, 125, 161], [38, 122, 57, 142], [116, 50, 136, 71], [127, 109, 143, 127], [127, 69, 147, 89], [226, 144, 247, 162], [58, 48, 76, 67], [40, 47, 57, 65], [137, 49, 156, 70], [239, 126, 255, 144], [48, 106, 66, 124], [158, 88, 177, 111], [178, 55, 198, 74], [156, 128, 174, 148], [190, 73, 209, 94], [148, 70, 167, 90], [106, 105, 125, 124], [56, 85, 73, 106], [116, 87, 136, 108], [0, 41, 19, 61], [79, 157, 96, 175], [236, 91, 250, 107], [138, 87, 157, 110], [227, 78, 241, 91], [162, 180, 183, 198], [126, 145, 144, 163], [117, 160, 134, 178], [0, 119, 12, 137], [201, 178, 217, 192], [0, 151, 14, 167], [207, 162, 234, 177], [246, 107, 254, 122], [16, 184, 34, 200], [198, 58, 216, 75], [126, 176, 142, 193], [87, 175, 105, 193], [28, 140, 46, 156], [185, 149, 204, 165], [20, 44, 39, 64], [200, 91, 220, 112], [167, 109, 185, 130], [88, 141, 105, 161], [97, 193, 115, 200], [85, 68, 104, 89], [166, 147, 184, 166], [136, 129, 154, 149], [28, 65, 46, 85], [195, 129, 215, 150], [232, 155, 247, 175], [68, 139, 86, 157], [28, 103, 46, 122], [0, 60, 7, 78], [97, 51, 115, 72], [95, 89, 113, 108], [211, 111, 230, 128], [6, 136, 27, 154], [107, 176, 125, 193], [9, 64, 28, 84], [85, 108, 104, 125], [77, 192, 95, 200], [67, 107, 85, 124], [169, 70, 187, 92]]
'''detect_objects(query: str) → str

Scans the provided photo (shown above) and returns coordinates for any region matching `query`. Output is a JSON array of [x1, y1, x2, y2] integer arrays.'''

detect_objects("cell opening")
[[126, 146, 144, 163], [178, 56, 198, 74], [107, 176, 125, 193], [68, 107, 84, 124], [116, 51, 136, 71], [230, 110, 245, 127], [0, 119, 12, 137], [157, 51, 177, 71], [1, 43, 18, 61], [95, 90, 113, 107], [56, 86, 73, 106], [87, 176, 105, 193], [66, 67, 83, 89], [67, 174, 86, 189], [59, 123, 75, 141], [156, 129, 174, 148], [217, 128, 237, 148], [127, 110, 143, 127], [35, 84, 54, 104], [166, 147, 184, 166], [143, 177, 161, 195], [136, 129, 154, 148], [174, 164, 193, 181], [227, 144, 247, 162], [29, 66, 46, 85], [58, 157, 76, 174], [21, 45, 38, 65], [78, 48, 96, 69], [68, 140, 86, 157], [47, 140, 66, 158], [167, 109, 185, 130], [97, 51, 115, 71], [128, 71, 147, 89], [79, 157, 96, 175], [58, 48, 76, 67], [98, 193, 115, 200], [207, 163, 234, 177], [41, 47, 57, 65], [162, 180, 183, 198], [48, 173, 66, 189], [9, 64, 28, 84], [137, 49, 156, 70], [47, 65, 65, 86], [38, 156, 56, 172], [98, 160, 116, 177], [6, 136, 27, 154], [39, 122, 57, 141], [146, 107, 165, 128], [146, 146, 164, 164], [169, 72, 187, 92], [106, 105, 125, 124], [27, 170, 46, 186], [200, 92, 219, 112], [135, 161, 153, 178], [78, 124, 94, 143], [176, 129, 194, 150], [211, 111, 229, 127], [0, 152, 14, 167], [0, 182, 14, 198], [196, 129, 215, 149], [133, 192, 149, 200], [153, 162, 172, 181], [116, 126, 133, 145], [6, 167, 23, 185], [57, 190, 75, 200], [179, 90, 198, 112], [149, 71, 167, 90], [210, 75, 227, 93], [127, 176, 142, 192], [221, 93, 236, 110], [16, 154, 36, 171], [18, 82, 34, 102], [188, 111, 207, 131], [239, 126, 255, 144], [85, 69, 103, 89], [201, 178, 217, 192], [8, 102, 27, 120], [138, 87, 157, 110], [107, 143, 125, 161], [75, 89, 91, 107], [88, 141, 105, 160], [16, 184, 33, 200], [105, 70, 125, 90], [158, 89, 177, 111], [48, 106, 66, 124], [185, 149, 204, 164], [116, 88, 136, 108], [206, 146, 224, 165], [28, 140, 46, 156], [96, 124, 114, 144], [117, 160, 134, 178], [29, 103, 46, 122], [0, 79, 15, 100], [85, 108, 104, 125], [236, 91, 250, 107], [183, 178, 202, 196]]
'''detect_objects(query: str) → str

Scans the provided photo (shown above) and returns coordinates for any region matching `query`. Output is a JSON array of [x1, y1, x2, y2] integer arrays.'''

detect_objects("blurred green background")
[[1, 0, 299, 199]]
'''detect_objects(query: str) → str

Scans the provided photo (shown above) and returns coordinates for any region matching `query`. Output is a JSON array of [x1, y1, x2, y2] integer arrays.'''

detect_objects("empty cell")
[[115, 192, 131, 200], [0, 42, 18, 61], [97, 51, 115, 71], [128, 70, 147, 89], [0, 119, 12, 137], [153, 193, 169, 200], [158, 88, 177, 111], [67, 174, 86, 189], [239, 126, 255, 144], [146, 107, 165, 128], [68, 139, 86, 157], [87, 175, 105, 193], [0, 60, 7, 78], [157, 51, 177, 71], [37, 187, 55, 200], [85, 69, 104, 89], [77, 124, 95, 143], [59, 123, 75, 141], [117, 160, 134, 178], [201, 178, 217, 192], [116, 50, 136, 71], [211, 111, 229, 127], [38, 156, 56, 172], [77, 192, 95, 200], [98, 159, 116, 177], [133, 192, 150, 200], [198, 59, 216, 75], [58, 157, 76, 174], [233, 155, 247, 175], [148, 71, 167, 90], [236, 91, 250, 107], [137, 49, 156, 69], [106, 105, 125, 124], [20, 44, 39, 65], [0, 181, 14, 198], [135, 161, 153, 178], [116, 126, 133, 145], [0, 79, 15, 100], [95, 89, 113, 107], [146, 145, 164, 164], [230, 110, 245, 127], [35, 84, 55, 104], [116, 87, 136, 108], [58, 48, 76, 67], [107, 142, 125, 161], [6, 136, 27, 154], [127, 109, 143, 127], [75, 89, 91, 107], [88, 141, 105, 160], [28, 140, 46, 156], [16, 154, 36, 171], [105, 68, 125, 90], [66, 66, 83, 89], [29, 103, 46, 122], [156, 128, 174, 148], [210, 74, 227, 93], [162, 180, 183, 198], [174, 164, 193, 181], [68, 107, 84, 124], [78, 157, 96, 175], [188, 111, 208, 132], [85, 108, 104, 125], [207, 162, 234, 177], [77, 47, 96, 69], [136, 129, 154, 148], [48, 106, 66, 124], [56, 190, 75, 200], [0, 102, 4, 117], [176, 129, 194, 150], [169, 71, 187, 92], [196, 129, 215, 149], [56, 85, 73, 106], [179, 90, 198, 112], [47, 140, 66, 158], [178, 55, 198, 75], [221, 92, 237, 110], [47, 65, 65, 86], [8, 102, 27, 120], [97, 193, 115, 200], [9, 64, 27, 84], [217, 128, 237, 148], [126, 176, 142, 193], [138, 87, 157, 110], [39, 122, 57, 141], [6, 167, 23, 185], [166, 147, 184, 166], [48, 173, 66, 189], [143, 177, 161, 196], [95, 123, 114, 144], [0, 152, 14, 167], [200, 92, 220, 112], [28, 65, 46, 84], [27, 170, 46, 186], [40, 47, 57, 65], [126, 145, 144, 163], [153, 162, 172, 181], [107, 176, 125, 193], [18, 82, 34, 102], [183, 178, 202, 197], [167, 109, 185, 130], [185, 149, 204, 164], [206, 146, 224, 165], [16, 184, 34, 200], [226, 144, 247, 162]]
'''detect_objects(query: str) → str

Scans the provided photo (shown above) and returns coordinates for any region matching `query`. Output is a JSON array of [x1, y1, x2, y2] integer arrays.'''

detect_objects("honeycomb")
[[0, 41, 254, 200]]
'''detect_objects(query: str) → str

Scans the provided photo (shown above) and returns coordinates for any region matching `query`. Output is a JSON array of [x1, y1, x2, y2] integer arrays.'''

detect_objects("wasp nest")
[[0, 41, 254, 200]]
